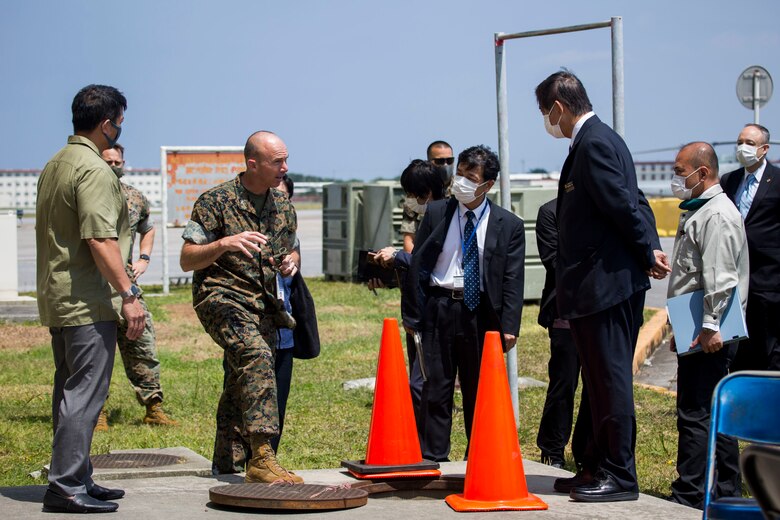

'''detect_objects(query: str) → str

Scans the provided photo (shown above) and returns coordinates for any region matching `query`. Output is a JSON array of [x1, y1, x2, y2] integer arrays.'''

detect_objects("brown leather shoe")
[[143, 401, 179, 426]]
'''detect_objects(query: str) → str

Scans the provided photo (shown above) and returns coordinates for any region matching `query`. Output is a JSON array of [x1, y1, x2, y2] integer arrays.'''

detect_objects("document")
[[666, 286, 748, 356]]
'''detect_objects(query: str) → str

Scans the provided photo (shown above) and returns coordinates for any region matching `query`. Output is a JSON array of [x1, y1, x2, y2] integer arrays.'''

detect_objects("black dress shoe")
[[88, 484, 125, 501], [42, 490, 119, 513], [553, 469, 594, 493], [569, 473, 639, 502]]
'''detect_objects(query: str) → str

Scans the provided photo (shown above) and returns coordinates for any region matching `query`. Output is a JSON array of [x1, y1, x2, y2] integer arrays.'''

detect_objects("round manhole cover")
[[209, 483, 368, 511], [91, 453, 184, 469]]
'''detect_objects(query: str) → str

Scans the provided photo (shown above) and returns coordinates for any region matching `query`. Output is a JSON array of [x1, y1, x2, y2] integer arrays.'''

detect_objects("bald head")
[[242, 130, 289, 194], [244, 130, 281, 162], [679, 141, 719, 176], [674, 141, 719, 198]]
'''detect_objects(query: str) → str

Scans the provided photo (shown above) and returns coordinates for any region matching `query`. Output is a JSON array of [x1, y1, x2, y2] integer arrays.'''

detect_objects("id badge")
[[275, 272, 285, 302], [453, 275, 464, 290]]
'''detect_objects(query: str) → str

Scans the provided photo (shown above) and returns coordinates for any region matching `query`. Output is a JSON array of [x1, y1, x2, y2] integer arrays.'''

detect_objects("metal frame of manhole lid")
[[90, 453, 184, 469], [209, 483, 368, 511]]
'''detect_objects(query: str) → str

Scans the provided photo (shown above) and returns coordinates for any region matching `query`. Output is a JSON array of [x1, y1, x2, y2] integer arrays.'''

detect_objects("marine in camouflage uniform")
[[98, 144, 176, 429], [116, 182, 163, 406], [182, 153, 298, 478]]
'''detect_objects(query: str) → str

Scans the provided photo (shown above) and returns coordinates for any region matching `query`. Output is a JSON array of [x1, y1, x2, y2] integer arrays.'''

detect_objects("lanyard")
[[458, 201, 489, 266]]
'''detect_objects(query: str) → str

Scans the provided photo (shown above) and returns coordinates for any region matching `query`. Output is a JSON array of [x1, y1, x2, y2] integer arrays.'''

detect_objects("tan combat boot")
[[143, 399, 179, 426], [245, 435, 303, 484], [94, 407, 109, 432]]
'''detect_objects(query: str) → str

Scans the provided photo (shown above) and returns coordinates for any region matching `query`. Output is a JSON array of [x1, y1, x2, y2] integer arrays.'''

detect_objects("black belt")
[[429, 286, 464, 300], [429, 286, 486, 301]]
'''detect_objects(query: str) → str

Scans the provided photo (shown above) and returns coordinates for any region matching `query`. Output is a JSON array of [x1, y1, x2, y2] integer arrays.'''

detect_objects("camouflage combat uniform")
[[116, 182, 163, 406], [400, 199, 422, 237], [183, 174, 297, 474]]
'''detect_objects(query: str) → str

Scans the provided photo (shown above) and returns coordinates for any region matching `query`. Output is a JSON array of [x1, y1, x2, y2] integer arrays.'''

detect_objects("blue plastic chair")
[[704, 370, 780, 520]]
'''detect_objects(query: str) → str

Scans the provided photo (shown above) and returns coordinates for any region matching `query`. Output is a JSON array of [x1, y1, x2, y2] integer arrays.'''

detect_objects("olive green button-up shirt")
[[36, 135, 131, 327]]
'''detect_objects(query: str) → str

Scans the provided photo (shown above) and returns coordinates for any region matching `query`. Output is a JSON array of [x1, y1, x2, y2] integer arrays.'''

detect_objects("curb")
[[633, 307, 670, 375]]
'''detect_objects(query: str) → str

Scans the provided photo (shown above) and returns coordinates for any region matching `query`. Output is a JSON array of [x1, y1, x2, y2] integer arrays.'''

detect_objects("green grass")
[[0, 281, 677, 498]]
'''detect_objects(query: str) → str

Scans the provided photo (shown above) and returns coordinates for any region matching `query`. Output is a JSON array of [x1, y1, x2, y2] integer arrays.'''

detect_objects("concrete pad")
[[90, 447, 212, 481], [1, 460, 699, 519]]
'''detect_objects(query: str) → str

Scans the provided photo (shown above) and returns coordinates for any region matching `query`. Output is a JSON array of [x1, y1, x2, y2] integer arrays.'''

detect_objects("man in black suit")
[[536, 192, 662, 474], [534, 71, 670, 502], [535, 199, 582, 470], [721, 124, 780, 372], [402, 145, 525, 462]]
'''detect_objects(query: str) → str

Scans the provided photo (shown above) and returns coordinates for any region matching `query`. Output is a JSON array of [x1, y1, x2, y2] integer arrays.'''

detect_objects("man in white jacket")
[[666, 141, 749, 510]]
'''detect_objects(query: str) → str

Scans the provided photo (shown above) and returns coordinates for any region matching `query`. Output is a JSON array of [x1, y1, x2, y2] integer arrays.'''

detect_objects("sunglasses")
[[432, 157, 454, 166]]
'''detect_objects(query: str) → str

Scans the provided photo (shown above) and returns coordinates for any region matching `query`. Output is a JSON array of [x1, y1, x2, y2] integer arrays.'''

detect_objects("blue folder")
[[666, 286, 748, 356]]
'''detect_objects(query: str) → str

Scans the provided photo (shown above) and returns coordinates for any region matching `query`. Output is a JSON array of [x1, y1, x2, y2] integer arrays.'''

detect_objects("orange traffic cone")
[[445, 331, 548, 512], [341, 318, 441, 479]]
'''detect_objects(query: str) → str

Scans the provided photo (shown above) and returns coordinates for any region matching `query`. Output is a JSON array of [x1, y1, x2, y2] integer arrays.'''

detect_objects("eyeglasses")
[[432, 157, 454, 166]]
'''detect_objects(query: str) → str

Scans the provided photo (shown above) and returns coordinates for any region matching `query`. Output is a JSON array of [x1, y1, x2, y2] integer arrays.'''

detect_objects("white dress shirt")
[[430, 197, 490, 291], [570, 111, 595, 147]]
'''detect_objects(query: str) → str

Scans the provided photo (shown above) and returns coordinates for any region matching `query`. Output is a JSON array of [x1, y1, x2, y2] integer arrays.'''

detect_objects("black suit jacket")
[[401, 196, 526, 341], [721, 161, 780, 294], [536, 195, 662, 328], [555, 115, 656, 320], [536, 199, 559, 329]]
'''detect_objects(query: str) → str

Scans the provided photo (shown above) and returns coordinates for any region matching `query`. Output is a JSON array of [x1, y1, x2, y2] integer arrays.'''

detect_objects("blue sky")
[[2, 0, 778, 179]]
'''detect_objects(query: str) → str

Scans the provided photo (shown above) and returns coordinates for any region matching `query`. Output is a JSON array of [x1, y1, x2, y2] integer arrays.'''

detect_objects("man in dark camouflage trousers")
[[99, 144, 177, 429], [180, 131, 302, 484]]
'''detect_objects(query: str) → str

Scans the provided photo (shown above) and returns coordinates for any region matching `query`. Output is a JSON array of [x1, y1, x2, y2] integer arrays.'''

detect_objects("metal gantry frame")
[[494, 17, 625, 425]]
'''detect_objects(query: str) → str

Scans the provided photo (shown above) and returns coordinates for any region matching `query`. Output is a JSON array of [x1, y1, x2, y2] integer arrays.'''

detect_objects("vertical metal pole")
[[753, 70, 760, 124], [611, 16, 625, 138], [160, 147, 169, 295], [495, 33, 520, 427]]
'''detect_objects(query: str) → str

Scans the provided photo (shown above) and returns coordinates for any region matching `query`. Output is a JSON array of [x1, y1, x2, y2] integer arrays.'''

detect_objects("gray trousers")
[[48, 322, 116, 497]]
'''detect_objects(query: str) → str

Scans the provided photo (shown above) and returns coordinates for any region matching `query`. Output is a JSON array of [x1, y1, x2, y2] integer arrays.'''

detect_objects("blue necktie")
[[739, 174, 757, 220], [463, 211, 479, 311]]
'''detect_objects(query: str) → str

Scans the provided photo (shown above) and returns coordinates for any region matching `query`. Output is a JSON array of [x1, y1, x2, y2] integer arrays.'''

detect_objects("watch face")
[[131, 285, 141, 296]]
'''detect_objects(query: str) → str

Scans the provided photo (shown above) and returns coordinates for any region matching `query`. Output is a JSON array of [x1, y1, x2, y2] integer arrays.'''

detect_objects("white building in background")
[[0, 168, 326, 211], [0, 168, 162, 210], [0, 170, 39, 209]]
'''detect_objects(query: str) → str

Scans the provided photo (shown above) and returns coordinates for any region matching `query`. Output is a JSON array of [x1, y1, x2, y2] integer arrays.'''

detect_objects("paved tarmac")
[[0, 460, 699, 519]]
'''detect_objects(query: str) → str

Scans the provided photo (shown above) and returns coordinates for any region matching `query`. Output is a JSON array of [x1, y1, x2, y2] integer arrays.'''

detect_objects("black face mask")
[[110, 166, 124, 178], [103, 120, 122, 148]]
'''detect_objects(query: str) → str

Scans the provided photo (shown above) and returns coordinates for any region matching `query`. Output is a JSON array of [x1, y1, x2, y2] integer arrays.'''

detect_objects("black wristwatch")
[[139, 254, 151, 262], [120, 285, 141, 301]]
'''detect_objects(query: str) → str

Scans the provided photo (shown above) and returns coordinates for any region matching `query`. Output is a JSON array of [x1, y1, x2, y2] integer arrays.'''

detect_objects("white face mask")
[[544, 104, 565, 139], [451, 175, 488, 205], [671, 167, 702, 200], [736, 143, 766, 168], [406, 197, 428, 215]]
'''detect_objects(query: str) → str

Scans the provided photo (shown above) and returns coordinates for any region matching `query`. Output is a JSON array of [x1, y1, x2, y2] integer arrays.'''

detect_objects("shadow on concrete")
[[0, 484, 45, 503]]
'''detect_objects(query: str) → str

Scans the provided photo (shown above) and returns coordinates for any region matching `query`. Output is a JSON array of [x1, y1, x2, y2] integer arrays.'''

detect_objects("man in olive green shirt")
[[36, 84, 144, 515]]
